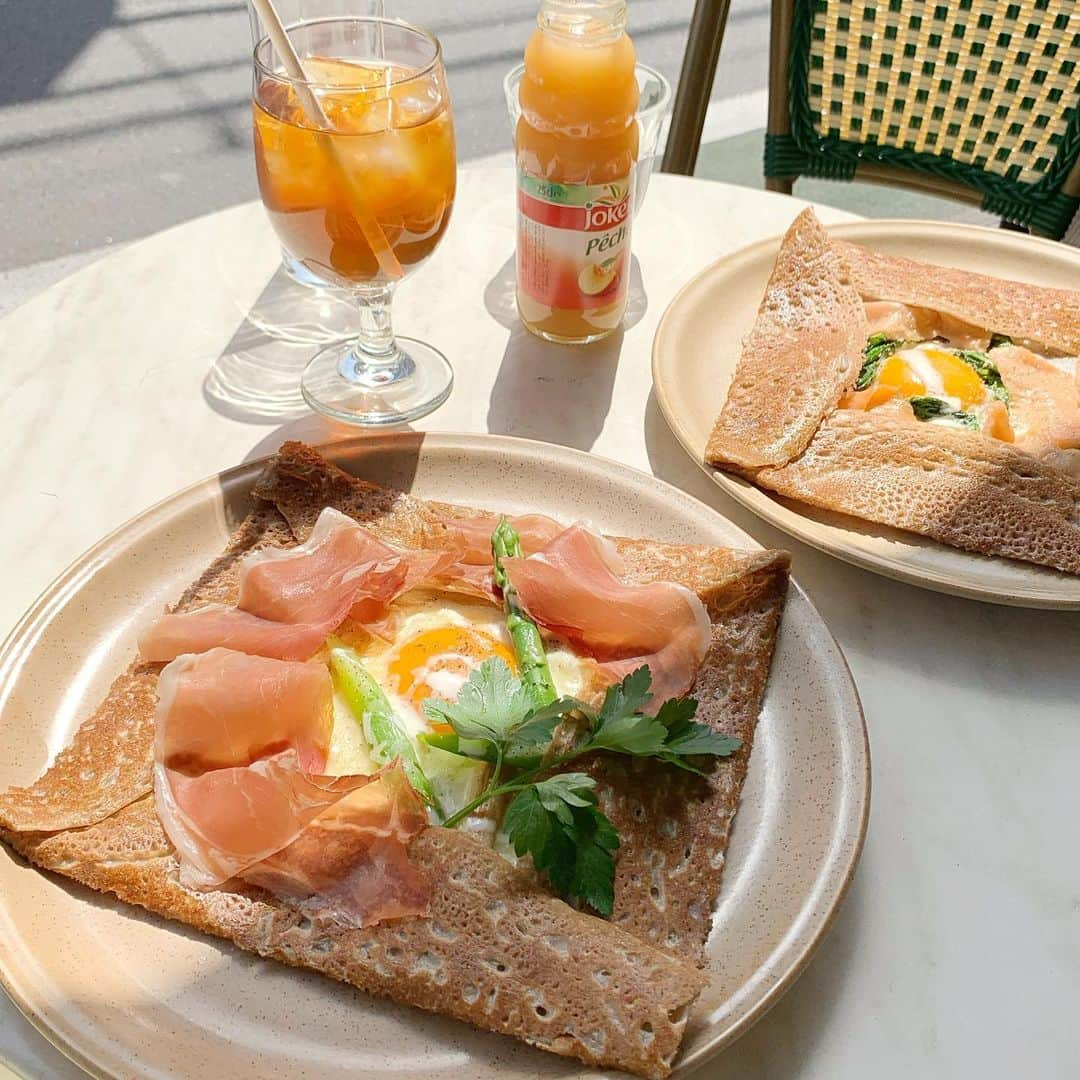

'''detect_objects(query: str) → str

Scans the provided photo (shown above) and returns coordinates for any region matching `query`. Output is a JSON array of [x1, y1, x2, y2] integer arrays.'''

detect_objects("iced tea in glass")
[[253, 16, 456, 424]]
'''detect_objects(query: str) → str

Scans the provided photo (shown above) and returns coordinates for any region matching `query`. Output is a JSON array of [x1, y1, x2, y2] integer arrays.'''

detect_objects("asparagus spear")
[[328, 645, 444, 818], [491, 517, 557, 707]]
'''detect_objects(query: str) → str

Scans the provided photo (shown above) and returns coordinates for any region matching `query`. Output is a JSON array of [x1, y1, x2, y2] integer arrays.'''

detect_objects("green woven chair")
[[764, 0, 1080, 239]]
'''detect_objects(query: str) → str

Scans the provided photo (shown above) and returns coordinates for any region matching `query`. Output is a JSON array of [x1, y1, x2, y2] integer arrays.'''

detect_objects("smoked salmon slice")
[[863, 301, 990, 350]]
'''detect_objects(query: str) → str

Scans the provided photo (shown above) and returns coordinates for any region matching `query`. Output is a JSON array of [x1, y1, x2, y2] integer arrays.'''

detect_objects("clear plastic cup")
[[502, 62, 672, 213]]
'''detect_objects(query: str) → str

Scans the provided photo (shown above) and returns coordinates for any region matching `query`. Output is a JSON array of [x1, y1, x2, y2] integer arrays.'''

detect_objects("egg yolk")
[[389, 626, 517, 708], [920, 347, 987, 407], [870, 355, 926, 406], [861, 347, 989, 410]]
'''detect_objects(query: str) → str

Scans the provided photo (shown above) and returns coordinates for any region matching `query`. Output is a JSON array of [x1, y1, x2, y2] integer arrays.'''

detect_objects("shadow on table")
[[237, 413, 388, 466], [0, 0, 115, 106], [203, 266, 358, 426], [202, 268, 434, 490], [482, 253, 648, 451]]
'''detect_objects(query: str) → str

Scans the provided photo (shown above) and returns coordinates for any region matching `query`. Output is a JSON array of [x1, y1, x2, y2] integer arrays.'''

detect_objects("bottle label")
[[516, 169, 633, 312]]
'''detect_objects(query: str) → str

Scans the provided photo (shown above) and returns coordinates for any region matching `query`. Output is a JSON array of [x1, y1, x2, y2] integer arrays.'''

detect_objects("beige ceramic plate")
[[652, 219, 1080, 609], [0, 433, 867, 1080]]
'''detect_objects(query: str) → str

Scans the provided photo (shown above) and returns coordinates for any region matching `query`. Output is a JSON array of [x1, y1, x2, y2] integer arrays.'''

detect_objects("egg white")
[[361, 596, 512, 739], [325, 690, 379, 775], [323, 589, 601, 832]]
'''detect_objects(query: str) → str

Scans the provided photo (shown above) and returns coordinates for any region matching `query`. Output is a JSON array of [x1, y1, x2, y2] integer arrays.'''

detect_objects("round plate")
[[0, 434, 868, 1079], [652, 219, 1080, 609]]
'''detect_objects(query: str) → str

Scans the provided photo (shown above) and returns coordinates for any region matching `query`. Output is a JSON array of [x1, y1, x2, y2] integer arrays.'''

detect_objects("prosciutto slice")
[[153, 648, 430, 925], [139, 607, 341, 664], [435, 512, 565, 565], [140, 508, 490, 663], [501, 526, 711, 706], [242, 764, 430, 928], [155, 648, 333, 774], [237, 508, 410, 624], [157, 752, 367, 888]]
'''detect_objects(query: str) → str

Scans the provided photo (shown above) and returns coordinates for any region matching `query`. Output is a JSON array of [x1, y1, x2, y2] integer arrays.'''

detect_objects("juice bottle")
[[515, 0, 639, 344]]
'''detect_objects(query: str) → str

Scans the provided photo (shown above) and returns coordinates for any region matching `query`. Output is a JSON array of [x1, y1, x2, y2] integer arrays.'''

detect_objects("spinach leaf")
[[955, 349, 1010, 405], [854, 332, 903, 391], [909, 396, 980, 429]]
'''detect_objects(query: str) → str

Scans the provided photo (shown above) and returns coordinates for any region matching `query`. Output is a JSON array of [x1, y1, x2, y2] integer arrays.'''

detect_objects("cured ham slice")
[[242, 764, 430, 928], [139, 606, 339, 664], [501, 526, 711, 706], [436, 512, 565, 565], [157, 751, 368, 887], [153, 648, 430, 924], [238, 508, 407, 624], [154, 648, 333, 774], [140, 508, 493, 663]]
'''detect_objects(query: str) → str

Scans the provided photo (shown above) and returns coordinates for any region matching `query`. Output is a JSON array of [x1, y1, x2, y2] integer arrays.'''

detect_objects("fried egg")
[[366, 601, 515, 738], [325, 591, 596, 774], [844, 342, 1014, 439]]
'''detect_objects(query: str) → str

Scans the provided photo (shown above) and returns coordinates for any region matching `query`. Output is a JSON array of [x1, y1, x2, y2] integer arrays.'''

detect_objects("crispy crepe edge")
[[3, 806, 705, 1080], [835, 239, 1080, 356], [753, 410, 1080, 575], [705, 207, 869, 469]]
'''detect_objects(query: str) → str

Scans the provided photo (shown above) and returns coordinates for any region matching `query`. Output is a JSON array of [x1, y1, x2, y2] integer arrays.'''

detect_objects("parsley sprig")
[[422, 660, 740, 914]]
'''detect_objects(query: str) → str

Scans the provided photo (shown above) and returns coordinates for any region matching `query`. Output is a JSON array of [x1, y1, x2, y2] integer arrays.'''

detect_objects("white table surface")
[[1, 166, 1077, 1080]]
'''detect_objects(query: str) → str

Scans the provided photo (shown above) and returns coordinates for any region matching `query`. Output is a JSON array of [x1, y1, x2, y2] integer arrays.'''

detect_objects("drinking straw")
[[250, 0, 404, 281]]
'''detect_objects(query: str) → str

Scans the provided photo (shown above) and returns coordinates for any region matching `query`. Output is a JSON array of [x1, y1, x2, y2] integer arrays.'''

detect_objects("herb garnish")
[[989, 332, 1013, 349], [417, 519, 740, 915], [503, 773, 620, 915], [955, 349, 1011, 404], [424, 660, 739, 914], [854, 332, 904, 390], [909, 396, 980, 428]]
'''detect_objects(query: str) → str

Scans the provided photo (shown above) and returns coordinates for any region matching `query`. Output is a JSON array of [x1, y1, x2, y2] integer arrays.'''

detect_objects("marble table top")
[[0, 166, 1076, 1080]]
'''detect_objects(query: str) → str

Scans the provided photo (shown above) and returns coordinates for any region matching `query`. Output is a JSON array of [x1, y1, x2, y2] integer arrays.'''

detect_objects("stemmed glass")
[[253, 14, 456, 424]]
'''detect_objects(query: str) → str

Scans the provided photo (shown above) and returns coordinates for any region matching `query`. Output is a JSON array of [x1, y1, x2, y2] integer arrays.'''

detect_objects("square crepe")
[[0, 442, 789, 1079], [707, 209, 1080, 575]]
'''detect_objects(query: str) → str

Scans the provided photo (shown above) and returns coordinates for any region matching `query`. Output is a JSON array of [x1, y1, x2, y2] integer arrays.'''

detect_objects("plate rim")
[[0, 431, 869, 1079], [651, 218, 1080, 610]]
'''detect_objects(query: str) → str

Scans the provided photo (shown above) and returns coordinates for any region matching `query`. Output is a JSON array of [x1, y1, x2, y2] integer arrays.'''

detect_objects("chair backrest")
[[765, 0, 1080, 238]]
